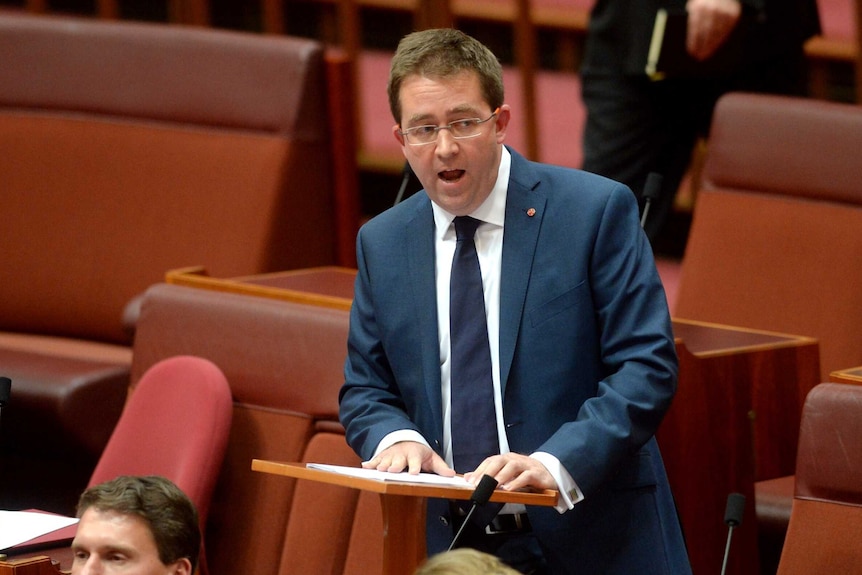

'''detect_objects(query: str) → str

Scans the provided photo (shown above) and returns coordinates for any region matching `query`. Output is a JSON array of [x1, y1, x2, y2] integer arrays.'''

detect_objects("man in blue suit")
[[339, 28, 691, 574]]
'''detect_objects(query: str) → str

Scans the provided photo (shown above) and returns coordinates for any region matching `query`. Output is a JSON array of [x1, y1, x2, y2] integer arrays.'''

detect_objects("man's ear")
[[494, 105, 512, 144], [393, 124, 406, 146], [170, 557, 194, 575]]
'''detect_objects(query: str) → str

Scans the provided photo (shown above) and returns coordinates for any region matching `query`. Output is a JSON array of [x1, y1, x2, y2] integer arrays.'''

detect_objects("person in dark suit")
[[581, 0, 820, 245], [339, 28, 690, 574]]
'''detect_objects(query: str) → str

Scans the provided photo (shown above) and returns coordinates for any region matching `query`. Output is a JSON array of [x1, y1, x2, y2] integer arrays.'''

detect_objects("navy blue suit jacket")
[[339, 149, 690, 574]]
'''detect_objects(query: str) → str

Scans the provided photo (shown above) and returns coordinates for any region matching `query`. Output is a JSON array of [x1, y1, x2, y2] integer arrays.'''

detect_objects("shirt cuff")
[[371, 429, 431, 460], [531, 451, 584, 513]]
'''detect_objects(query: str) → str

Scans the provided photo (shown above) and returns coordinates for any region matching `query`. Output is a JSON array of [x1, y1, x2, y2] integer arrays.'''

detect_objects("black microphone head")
[[724, 492, 746, 527], [0, 377, 10, 407], [470, 474, 499, 507], [643, 172, 664, 200]]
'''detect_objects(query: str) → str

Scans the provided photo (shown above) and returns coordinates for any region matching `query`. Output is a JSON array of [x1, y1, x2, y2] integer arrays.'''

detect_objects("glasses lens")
[[450, 119, 479, 138], [405, 126, 434, 144]]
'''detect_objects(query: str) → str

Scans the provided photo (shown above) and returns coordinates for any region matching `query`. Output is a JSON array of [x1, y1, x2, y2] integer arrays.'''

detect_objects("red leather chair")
[[88, 355, 233, 575], [775, 382, 862, 573], [672, 92, 862, 572]]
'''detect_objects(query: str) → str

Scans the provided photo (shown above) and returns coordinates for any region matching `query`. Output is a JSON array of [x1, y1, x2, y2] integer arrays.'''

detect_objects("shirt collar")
[[432, 147, 511, 237]]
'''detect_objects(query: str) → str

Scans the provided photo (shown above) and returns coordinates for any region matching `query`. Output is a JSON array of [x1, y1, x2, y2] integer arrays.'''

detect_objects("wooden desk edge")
[[165, 267, 353, 311], [251, 459, 558, 507], [829, 366, 862, 385], [672, 317, 819, 357], [0, 554, 64, 574]]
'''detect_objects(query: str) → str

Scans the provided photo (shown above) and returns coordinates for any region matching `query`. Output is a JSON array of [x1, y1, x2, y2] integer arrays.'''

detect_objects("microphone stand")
[[640, 172, 663, 229], [0, 377, 10, 434], [393, 161, 414, 207], [720, 492, 746, 575], [448, 474, 499, 552]]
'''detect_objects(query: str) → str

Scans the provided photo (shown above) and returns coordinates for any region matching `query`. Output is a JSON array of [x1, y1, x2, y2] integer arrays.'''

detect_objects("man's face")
[[393, 70, 511, 216], [71, 508, 191, 575]]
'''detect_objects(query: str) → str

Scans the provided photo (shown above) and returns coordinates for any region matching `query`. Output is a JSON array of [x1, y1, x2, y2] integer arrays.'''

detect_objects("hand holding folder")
[[646, 7, 745, 81]]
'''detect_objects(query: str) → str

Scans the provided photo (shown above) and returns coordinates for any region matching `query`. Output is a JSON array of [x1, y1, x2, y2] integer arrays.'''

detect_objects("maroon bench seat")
[[0, 12, 351, 514]]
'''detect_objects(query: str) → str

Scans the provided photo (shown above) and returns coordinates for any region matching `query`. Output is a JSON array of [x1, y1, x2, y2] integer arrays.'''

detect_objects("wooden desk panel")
[[0, 556, 61, 575], [252, 460, 556, 575], [664, 319, 819, 575]]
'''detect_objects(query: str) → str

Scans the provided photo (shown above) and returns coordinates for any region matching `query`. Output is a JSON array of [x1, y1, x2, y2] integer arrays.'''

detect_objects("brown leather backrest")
[[278, 430, 366, 575], [776, 383, 862, 574], [133, 282, 349, 415], [701, 93, 862, 206], [0, 12, 338, 344], [675, 93, 862, 378], [0, 11, 325, 135], [132, 283, 351, 575], [794, 383, 862, 504]]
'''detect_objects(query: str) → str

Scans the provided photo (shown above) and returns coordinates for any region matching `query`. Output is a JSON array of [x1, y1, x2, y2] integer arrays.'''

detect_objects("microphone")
[[640, 172, 663, 229], [720, 492, 746, 575], [447, 474, 499, 551], [393, 161, 414, 206], [0, 376, 10, 430], [0, 377, 10, 408]]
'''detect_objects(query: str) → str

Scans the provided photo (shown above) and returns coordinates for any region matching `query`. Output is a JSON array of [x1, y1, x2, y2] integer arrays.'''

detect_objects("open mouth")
[[439, 169, 465, 182]]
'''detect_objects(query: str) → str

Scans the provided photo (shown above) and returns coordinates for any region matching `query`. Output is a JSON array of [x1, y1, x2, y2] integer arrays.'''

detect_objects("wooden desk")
[[0, 555, 62, 575], [1, 513, 75, 574], [664, 319, 819, 575], [166, 266, 356, 310], [251, 460, 556, 575], [175, 267, 820, 575], [830, 366, 862, 384], [2, 548, 70, 574]]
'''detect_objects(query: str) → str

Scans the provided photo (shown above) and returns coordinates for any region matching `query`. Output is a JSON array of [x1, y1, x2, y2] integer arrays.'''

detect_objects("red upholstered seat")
[[88, 355, 233, 575], [804, 0, 861, 101], [277, 430, 371, 575], [776, 383, 862, 574], [675, 91, 862, 571], [677, 92, 862, 381], [817, 0, 856, 41], [132, 282, 352, 575], [0, 10, 355, 515]]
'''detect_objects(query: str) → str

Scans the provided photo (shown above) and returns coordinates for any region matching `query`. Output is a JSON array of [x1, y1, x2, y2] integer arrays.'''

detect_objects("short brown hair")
[[387, 28, 504, 124], [77, 475, 201, 572]]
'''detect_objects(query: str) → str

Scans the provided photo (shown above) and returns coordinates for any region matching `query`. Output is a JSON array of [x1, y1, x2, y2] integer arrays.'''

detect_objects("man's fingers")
[[428, 454, 456, 477], [361, 456, 380, 469]]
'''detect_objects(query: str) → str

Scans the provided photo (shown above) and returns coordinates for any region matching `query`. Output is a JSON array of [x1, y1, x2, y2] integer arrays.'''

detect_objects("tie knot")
[[454, 216, 481, 241]]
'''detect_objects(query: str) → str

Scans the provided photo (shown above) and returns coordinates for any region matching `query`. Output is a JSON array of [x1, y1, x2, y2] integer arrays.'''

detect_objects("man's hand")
[[686, 0, 742, 61], [466, 452, 557, 492], [361, 441, 455, 476]]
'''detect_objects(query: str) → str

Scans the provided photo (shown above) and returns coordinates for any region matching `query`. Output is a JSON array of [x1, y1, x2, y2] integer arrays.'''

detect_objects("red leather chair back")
[[88, 355, 233, 526], [676, 92, 862, 379], [776, 383, 862, 573]]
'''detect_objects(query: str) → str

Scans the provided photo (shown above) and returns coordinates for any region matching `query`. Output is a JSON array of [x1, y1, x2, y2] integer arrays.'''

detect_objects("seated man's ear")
[[171, 558, 193, 575]]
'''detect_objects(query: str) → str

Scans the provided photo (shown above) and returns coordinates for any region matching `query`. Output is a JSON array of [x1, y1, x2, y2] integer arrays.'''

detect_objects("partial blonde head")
[[414, 549, 521, 575]]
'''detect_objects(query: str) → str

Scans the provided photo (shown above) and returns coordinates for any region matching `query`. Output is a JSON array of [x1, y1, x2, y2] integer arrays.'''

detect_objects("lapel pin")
[[526, 208, 536, 217]]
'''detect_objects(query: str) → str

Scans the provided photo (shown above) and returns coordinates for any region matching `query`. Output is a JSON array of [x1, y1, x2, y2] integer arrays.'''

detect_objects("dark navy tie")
[[450, 216, 499, 474]]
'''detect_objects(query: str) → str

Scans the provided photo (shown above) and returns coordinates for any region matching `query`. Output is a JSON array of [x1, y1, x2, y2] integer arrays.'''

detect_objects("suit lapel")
[[499, 152, 546, 394]]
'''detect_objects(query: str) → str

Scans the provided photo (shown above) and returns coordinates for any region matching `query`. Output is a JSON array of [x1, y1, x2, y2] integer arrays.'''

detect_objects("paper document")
[[0, 510, 79, 551], [307, 463, 474, 489]]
